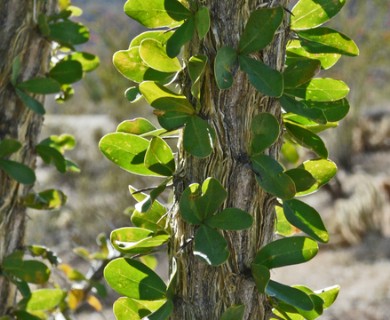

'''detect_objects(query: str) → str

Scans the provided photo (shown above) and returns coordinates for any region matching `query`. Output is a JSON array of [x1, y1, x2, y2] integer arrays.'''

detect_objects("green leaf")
[[39, 134, 76, 152], [285, 78, 349, 102], [297, 159, 337, 195], [110, 227, 169, 254], [281, 140, 300, 164], [36, 145, 66, 173], [125, 86, 142, 102], [166, 17, 195, 58], [254, 236, 318, 268], [285, 122, 328, 158], [130, 30, 174, 48], [287, 40, 341, 70], [316, 285, 339, 309], [99, 132, 158, 176], [158, 111, 191, 130], [140, 39, 182, 72], [238, 7, 283, 55], [183, 116, 215, 158], [64, 51, 100, 72], [148, 299, 174, 320], [17, 77, 61, 94], [134, 180, 167, 214], [140, 81, 195, 114], [291, 0, 346, 30], [113, 48, 175, 84], [305, 98, 349, 122], [205, 208, 252, 230], [12, 311, 41, 320], [194, 225, 229, 266], [283, 113, 337, 133], [124, 0, 191, 28], [266, 280, 314, 311], [195, 7, 210, 39], [283, 59, 321, 89], [280, 95, 327, 124], [23, 189, 67, 210], [15, 89, 45, 115], [239, 56, 283, 97], [49, 60, 83, 84], [283, 199, 329, 243], [2, 253, 50, 284], [251, 264, 270, 294], [179, 183, 202, 224], [19, 289, 64, 312], [188, 55, 208, 101], [113, 297, 167, 320], [117, 118, 157, 135], [27, 245, 59, 265], [298, 27, 359, 56], [284, 168, 316, 193], [214, 46, 237, 90], [0, 159, 35, 184], [251, 154, 296, 200], [250, 113, 280, 155], [104, 258, 167, 300], [275, 206, 297, 237], [220, 305, 245, 320], [0, 139, 21, 158], [48, 20, 89, 45], [144, 136, 175, 176]]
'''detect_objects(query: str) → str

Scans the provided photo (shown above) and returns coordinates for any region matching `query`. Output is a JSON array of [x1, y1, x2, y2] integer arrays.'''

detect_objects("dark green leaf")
[[183, 116, 215, 158], [145, 136, 175, 176], [251, 154, 296, 200], [214, 46, 237, 90], [36, 145, 66, 173], [64, 51, 100, 72], [250, 112, 280, 155], [12, 311, 41, 320], [27, 245, 59, 265], [251, 264, 270, 294], [125, 86, 142, 102], [124, 0, 191, 28], [140, 39, 182, 72], [166, 17, 195, 58], [188, 55, 208, 100], [19, 289, 64, 312], [220, 305, 245, 320], [266, 280, 314, 311], [239, 56, 283, 97], [197, 177, 227, 219], [0, 139, 21, 158], [254, 236, 318, 268], [148, 299, 174, 320], [205, 208, 252, 230], [15, 89, 45, 115], [284, 78, 349, 102], [0, 159, 35, 184], [285, 122, 328, 158], [239, 7, 283, 55], [284, 168, 316, 193], [283, 199, 329, 243], [178, 183, 202, 224], [99, 133, 159, 176], [104, 258, 167, 300], [298, 27, 359, 56], [283, 59, 321, 88], [17, 77, 61, 94], [195, 7, 210, 39], [49, 60, 83, 84], [305, 98, 349, 122], [117, 118, 156, 135], [280, 95, 327, 124], [135, 181, 167, 213], [23, 189, 67, 210], [291, 0, 346, 30], [297, 159, 337, 195], [140, 81, 195, 114], [157, 111, 191, 130], [48, 20, 89, 45], [194, 225, 229, 266]]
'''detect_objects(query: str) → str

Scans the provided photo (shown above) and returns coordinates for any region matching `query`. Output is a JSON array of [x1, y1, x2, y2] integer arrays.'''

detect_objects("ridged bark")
[[170, 0, 289, 319], [0, 0, 56, 314]]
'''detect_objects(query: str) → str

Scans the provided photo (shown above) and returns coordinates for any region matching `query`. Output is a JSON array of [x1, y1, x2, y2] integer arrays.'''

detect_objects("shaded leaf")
[[145, 136, 175, 176], [280, 95, 327, 124], [239, 55, 283, 97], [135, 181, 168, 213], [157, 111, 191, 130], [125, 86, 142, 102], [166, 17, 195, 58], [251, 264, 270, 294], [291, 0, 346, 30], [15, 89, 45, 115], [254, 236, 318, 268], [239, 7, 283, 55], [305, 98, 349, 122], [117, 118, 157, 135], [48, 20, 89, 45], [148, 299, 174, 320], [194, 225, 229, 266], [283, 59, 321, 88], [214, 46, 237, 90], [17, 77, 61, 94], [0, 159, 35, 184], [0, 139, 21, 158], [195, 6, 210, 39], [49, 60, 83, 84], [64, 51, 100, 72], [188, 55, 208, 101], [140, 39, 182, 72], [104, 258, 167, 300], [220, 305, 245, 320], [284, 168, 316, 193], [205, 208, 253, 230], [183, 116, 215, 158], [250, 112, 280, 155], [23, 189, 67, 210], [283, 199, 329, 243], [36, 145, 66, 173]]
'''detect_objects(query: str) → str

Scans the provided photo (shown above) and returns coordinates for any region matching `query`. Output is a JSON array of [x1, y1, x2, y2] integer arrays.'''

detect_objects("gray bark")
[[0, 0, 56, 314], [170, 0, 289, 319]]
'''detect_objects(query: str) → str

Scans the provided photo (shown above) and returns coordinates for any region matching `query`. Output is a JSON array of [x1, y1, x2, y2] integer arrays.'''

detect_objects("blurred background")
[[26, 0, 390, 319]]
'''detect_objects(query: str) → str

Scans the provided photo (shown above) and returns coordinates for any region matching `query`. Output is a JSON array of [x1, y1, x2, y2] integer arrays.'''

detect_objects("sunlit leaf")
[[140, 39, 182, 72], [130, 30, 173, 48], [64, 51, 100, 72], [166, 17, 195, 58], [275, 206, 297, 237], [23, 189, 67, 210], [19, 289, 64, 312], [305, 98, 349, 122], [316, 285, 340, 309], [283, 59, 321, 89], [284, 168, 316, 193], [117, 118, 157, 135], [145, 136, 175, 176]]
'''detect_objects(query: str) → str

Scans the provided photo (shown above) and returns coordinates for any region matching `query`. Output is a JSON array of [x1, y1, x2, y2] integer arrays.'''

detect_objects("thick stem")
[[170, 0, 289, 319]]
